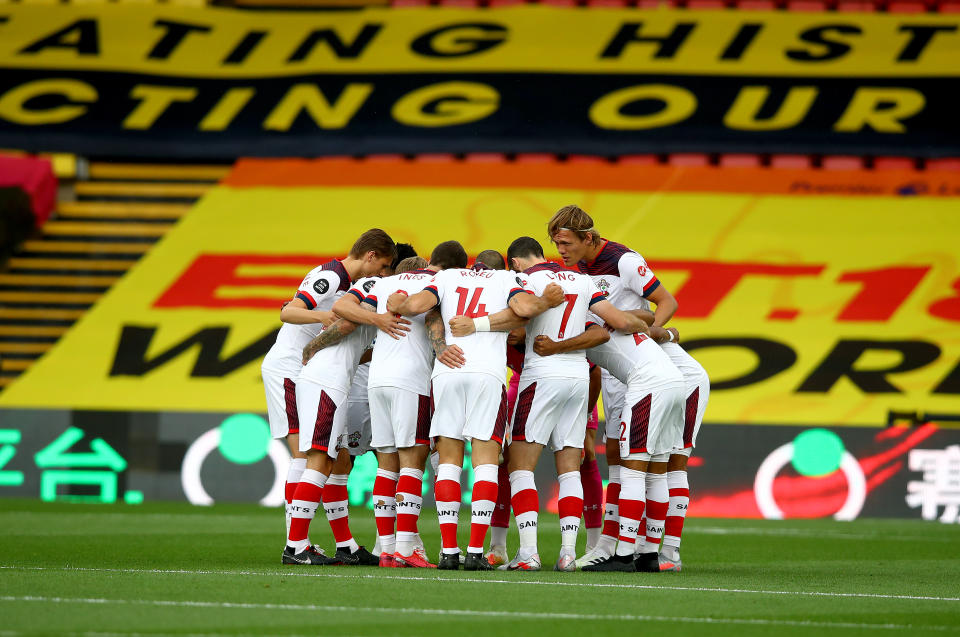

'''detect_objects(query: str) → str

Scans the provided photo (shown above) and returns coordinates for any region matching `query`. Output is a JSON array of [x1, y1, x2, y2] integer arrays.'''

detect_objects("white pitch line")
[[1, 595, 956, 632], [689, 526, 957, 543], [2, 633, 339, 637], [2, 565, 958, 603]]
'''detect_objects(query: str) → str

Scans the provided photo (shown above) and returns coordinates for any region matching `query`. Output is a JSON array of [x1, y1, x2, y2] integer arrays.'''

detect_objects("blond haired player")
[[547, 206, 700, 572]]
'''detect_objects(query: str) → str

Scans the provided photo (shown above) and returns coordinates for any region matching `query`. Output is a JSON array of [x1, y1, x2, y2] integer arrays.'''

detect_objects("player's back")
[[520, 263, 600, 380], [368, 269, 436, 394], [587, 329, 680, 389], [428, 268, 515, 382]]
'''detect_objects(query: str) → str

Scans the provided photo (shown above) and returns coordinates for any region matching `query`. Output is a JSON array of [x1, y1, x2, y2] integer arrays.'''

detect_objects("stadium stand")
[[0, 159, 228, 389]]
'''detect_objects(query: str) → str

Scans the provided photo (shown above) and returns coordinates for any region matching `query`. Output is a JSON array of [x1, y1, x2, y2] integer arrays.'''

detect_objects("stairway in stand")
[[0, 162, 230, 391]]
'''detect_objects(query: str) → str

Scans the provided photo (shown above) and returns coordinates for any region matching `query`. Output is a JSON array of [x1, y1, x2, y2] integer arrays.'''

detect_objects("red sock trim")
[[511, 488, 539, 516], [558, 496, 583, 520]]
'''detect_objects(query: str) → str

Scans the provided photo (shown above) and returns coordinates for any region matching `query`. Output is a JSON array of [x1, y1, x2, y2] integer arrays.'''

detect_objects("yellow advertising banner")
[[0, 5, 956, 77], [2, 161, 959, 426]]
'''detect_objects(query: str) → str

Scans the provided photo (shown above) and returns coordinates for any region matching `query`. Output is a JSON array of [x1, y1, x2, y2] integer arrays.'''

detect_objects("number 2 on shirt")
[[455, 287, 488, 318], [557, 294, 578, 339]]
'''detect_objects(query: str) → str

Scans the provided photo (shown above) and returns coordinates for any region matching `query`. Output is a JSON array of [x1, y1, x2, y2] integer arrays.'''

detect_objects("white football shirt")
[[577, 240, 658, 314], [518, 262, 605, 380], [586, 330, 675, 389], [366, 269, 437, 395], [297, 276, 377, 392], [261, 259, 352, 377], [425, 268, 524, 382]]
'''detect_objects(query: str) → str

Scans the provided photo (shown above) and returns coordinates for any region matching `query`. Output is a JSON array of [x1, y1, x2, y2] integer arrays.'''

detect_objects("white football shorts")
[[618, 379, 685, 461], [262, 369, 299, 439], [430, 372, 508, 444], [295, 380, 348, 457], [511, 376, 588, 452], [369, 386, 432, 452]]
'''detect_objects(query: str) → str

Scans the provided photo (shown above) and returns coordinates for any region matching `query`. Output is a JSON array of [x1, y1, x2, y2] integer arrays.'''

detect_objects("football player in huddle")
[[389, 243, 565, 570], [548, 206, 710, 572]]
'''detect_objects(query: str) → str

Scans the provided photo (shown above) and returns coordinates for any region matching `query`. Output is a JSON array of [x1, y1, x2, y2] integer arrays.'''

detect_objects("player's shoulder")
[[351, 276, 380, 296], [310, 259, 352, 293], [578, 240, 635, 276]]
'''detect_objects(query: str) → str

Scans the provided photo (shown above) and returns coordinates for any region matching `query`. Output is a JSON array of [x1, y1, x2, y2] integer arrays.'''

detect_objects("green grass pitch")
[[0, 499, 957, 636]]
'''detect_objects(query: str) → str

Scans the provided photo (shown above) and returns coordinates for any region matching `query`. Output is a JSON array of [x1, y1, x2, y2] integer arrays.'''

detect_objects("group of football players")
[[260, 205, 709, 572]]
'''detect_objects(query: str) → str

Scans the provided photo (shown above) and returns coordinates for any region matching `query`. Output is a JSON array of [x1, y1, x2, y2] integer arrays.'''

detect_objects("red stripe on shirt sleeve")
[[295, 291, 317, 310], [347, 289, 364, 302], [642, 277, 660, 296]]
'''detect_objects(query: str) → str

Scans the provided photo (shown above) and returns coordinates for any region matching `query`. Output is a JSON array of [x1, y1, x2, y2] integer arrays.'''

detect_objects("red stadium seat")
[[464, 153, 510, 163], [668, 153, 710, 166], [416, 154, 459, 163], [567, 155, 609, 164], [439, 0, 479, 6], [719, 154, 762, 167], [488, 0, 526, 5], [687, 0, 728, 8], [886, 1, 930, 11], [822, 155, 866, 170], [618, 155, 659, 165], [390, 0, 429, 7], [770, 154, 813, 169], [735, 0, 779, 8], [586, 0, 630, 7], [940, 2, 960, 11], [515, 153, 557, 164], [836, 1, 876, 10], [874, 157, 917, 170], [787, 0, 830, 9], [926, 158, 960, 171], [363, 154, 407, 163]]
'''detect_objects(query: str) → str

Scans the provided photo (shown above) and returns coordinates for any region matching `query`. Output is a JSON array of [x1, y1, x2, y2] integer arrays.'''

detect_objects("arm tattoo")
[[303, 319, 351, 359], [425, 309, 447, 357]]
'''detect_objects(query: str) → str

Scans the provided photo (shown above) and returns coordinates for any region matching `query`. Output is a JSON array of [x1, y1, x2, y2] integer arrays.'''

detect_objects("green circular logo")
[[218, 413, 271, 465], [790, 428, 845, 477]]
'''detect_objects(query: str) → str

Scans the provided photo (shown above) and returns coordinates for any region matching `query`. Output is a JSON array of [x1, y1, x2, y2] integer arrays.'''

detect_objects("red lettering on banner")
[[837, 266, 930, 321], [154, 254, 328, 309], [648, 260, 825, 319], [929, 276, 960, 322]]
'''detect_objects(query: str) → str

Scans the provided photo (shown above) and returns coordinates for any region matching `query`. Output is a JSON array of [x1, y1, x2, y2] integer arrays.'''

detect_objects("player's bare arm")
[[533, 324, 609, 357], [448, 306, 527, 337], [648, 325, 681, 344], [590, 299, 649, 335], [626, 307, 656, 326], [332, 293, 411, 340], [301, 318, 357, 364], [425, 308, 465, 369], [508, 282, 565, 318], [390, 290, 437, 316], [279, 298, 335, 326], [646, 284, 679, 327]]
